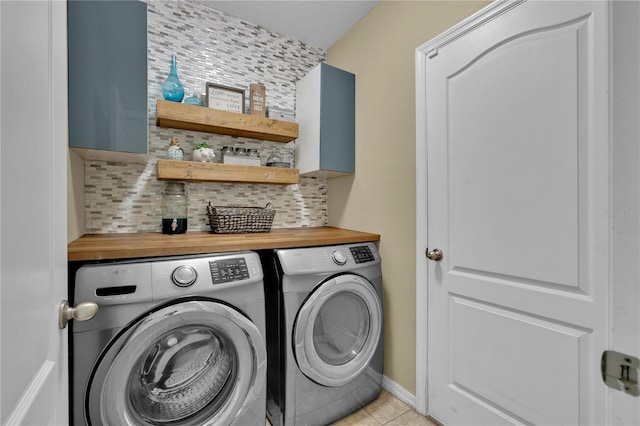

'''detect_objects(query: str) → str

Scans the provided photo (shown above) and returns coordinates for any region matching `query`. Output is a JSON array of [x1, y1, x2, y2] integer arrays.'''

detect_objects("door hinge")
[[427, 48, 438, 59], [601, 350, 640, 396]]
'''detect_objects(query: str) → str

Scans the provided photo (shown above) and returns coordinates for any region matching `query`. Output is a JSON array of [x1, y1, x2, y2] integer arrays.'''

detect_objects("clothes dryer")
[[260, 242, 383, 425], [70, 252, 266, 426]]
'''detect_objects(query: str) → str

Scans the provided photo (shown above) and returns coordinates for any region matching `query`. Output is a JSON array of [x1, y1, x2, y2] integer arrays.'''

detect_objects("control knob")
[[331, 250, 347, 265], [172, 265, 197, 287]]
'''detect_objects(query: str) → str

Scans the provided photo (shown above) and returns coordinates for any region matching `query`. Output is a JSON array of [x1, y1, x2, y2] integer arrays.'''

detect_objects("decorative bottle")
[[162, 54, 185, 102], [184, 93, 205, 106], [266, 147, 282, 166], [161, 182, 188, 234]]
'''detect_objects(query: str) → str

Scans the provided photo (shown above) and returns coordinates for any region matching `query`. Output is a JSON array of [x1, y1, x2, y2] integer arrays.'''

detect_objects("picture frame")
[[206, 83, 245, 114]]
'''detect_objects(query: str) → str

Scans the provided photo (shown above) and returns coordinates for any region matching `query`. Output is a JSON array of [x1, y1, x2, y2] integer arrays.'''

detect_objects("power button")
[[331, 250, 347, 265], [172, 265, 197, 287]]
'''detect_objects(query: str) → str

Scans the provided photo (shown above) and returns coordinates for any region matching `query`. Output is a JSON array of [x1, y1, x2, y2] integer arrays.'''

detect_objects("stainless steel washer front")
[[70, 252, 267, 426]]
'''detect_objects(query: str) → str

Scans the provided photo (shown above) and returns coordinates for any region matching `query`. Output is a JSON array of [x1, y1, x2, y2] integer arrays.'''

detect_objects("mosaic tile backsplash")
[[84, 0, 327, 233]]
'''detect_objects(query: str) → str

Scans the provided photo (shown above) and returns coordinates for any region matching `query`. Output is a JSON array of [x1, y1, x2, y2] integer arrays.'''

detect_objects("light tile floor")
[[265, 389, 440, 426], [330, 389, 440, 426]]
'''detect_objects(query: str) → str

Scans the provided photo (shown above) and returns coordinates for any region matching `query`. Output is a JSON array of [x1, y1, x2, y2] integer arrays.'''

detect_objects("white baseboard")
[[381, 375, 416, 409]]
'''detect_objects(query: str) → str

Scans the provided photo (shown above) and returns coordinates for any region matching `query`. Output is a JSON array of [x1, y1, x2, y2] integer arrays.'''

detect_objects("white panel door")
[[418, 1, 609, 424], [1, 1, 68, 424]]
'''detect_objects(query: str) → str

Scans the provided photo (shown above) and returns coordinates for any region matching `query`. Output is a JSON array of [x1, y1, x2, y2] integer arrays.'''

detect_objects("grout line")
[[380, 407, 411, 425], [373, 413, 384, 425]]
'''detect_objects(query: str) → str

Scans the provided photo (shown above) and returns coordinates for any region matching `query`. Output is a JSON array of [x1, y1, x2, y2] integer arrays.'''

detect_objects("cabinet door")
[[68, 0, 147, 162], [319, 64, 355, 175], [296, 63, 355, 178]]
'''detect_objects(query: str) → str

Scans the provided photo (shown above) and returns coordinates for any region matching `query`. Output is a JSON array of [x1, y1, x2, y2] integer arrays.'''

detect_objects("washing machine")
[[260, 242, 383, 425], [70, 251, 267, 426]]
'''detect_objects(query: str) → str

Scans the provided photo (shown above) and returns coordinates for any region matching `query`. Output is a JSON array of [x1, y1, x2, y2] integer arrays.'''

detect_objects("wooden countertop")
[[68, 226, 380, 261]]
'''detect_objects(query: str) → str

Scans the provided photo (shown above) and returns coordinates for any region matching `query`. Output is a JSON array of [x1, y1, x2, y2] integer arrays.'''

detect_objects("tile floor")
[[265, 389, 440, 426], [330, 389, 439, 426]]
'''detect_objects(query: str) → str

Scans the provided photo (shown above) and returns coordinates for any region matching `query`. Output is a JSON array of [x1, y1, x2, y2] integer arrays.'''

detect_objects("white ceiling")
[[203, 0, 379, 50]]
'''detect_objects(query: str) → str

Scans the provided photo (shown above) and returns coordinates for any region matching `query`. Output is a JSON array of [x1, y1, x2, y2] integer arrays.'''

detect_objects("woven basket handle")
[[264, 203, 272, 209]]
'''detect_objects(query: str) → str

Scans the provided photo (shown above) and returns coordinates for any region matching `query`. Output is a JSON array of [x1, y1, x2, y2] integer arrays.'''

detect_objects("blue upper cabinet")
[[68, 0, 148, 163], [296, 63, 355, 178]]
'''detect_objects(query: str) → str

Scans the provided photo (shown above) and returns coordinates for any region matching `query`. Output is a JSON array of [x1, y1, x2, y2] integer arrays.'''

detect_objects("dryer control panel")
[[278, 242, 380, 275], [350, 245, 375, 264]]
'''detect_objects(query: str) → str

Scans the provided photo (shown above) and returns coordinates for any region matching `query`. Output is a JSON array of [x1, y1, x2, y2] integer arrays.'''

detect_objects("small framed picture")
[[206, 83, 245, 113], [250, 83, 266, 117]]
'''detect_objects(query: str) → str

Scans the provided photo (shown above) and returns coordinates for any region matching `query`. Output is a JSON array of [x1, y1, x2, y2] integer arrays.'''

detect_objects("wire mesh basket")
[[206, 202, 275, 234]]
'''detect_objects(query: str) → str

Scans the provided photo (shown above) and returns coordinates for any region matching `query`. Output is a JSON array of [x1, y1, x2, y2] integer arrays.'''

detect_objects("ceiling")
[[204, 0, 379, 50]]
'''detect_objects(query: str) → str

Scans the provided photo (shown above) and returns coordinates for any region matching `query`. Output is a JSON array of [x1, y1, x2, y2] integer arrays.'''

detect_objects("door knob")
[[58, 300, 98, 329], [426, 248, 443, 262]]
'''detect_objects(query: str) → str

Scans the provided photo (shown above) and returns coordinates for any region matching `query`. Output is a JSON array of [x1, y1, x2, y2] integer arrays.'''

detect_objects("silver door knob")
[[426, 248, 443, 262], [58, 300, 98, 329]]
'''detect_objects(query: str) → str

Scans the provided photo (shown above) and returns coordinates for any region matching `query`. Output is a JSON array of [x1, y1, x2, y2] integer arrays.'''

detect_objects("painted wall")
[[326, 0, 491, 395]]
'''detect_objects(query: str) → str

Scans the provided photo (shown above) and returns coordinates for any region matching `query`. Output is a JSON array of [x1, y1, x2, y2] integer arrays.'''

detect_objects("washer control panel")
[[350, 245, 375, 264], [209, 257, 250, 285]]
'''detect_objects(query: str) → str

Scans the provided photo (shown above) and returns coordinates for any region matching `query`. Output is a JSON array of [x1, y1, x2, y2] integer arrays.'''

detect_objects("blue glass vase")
[[162, 54, 184, 102]]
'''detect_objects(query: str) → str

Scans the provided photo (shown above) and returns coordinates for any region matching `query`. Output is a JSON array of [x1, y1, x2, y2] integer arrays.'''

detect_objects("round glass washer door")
[[293, 274, 382, 387], [86, 299, 266, 426]]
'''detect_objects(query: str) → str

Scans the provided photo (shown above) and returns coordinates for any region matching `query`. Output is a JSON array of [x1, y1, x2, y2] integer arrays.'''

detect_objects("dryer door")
[[293, 274, 383, 387], [85, 299, 265, 426]]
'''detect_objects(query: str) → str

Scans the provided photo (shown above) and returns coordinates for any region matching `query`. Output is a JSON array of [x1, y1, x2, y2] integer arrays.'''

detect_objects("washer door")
[[293, 274, 382, 387], [86, 299, 266, 426]]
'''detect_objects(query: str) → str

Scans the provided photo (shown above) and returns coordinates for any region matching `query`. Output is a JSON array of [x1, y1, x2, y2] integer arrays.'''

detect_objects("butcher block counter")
[[68, 226, 380, 262]]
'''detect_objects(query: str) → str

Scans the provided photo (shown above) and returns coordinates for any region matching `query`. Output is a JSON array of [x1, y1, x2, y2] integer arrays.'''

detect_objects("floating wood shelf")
[[156, 99, 298, 143], [157, 159, 299, 185]]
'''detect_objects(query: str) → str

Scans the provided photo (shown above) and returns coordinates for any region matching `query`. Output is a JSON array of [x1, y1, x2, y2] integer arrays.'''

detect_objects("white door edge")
[[414, 44, 429, 417]]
